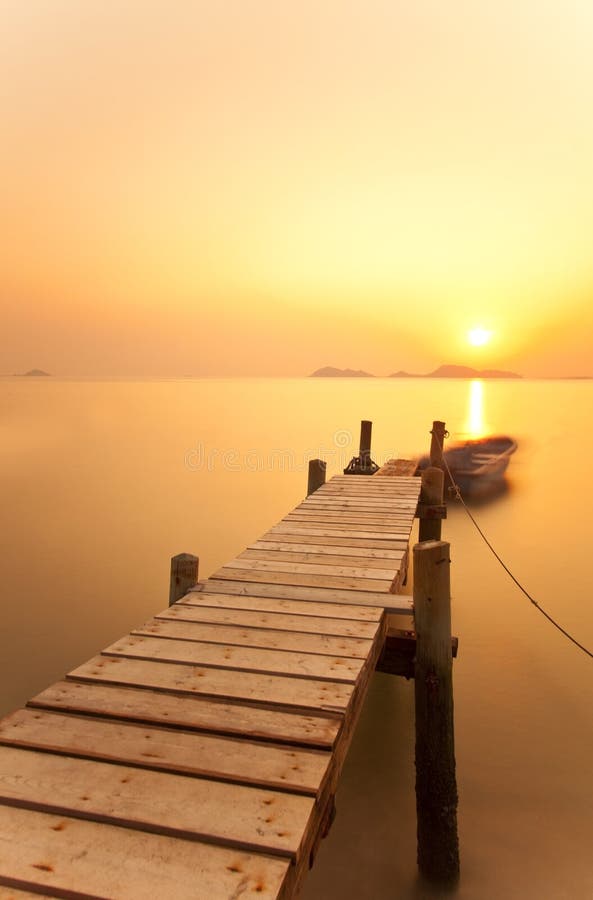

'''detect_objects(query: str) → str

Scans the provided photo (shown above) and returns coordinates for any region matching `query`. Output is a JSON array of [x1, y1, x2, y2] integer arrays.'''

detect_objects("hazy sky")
[[2, 1, 593, 376]]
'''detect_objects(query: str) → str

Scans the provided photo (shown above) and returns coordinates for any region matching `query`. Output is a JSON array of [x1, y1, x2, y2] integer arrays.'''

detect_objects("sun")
[[467, 327, 492, 347]]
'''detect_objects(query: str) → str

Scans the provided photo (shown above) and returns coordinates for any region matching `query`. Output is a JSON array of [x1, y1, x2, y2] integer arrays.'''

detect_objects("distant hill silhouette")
[[310, 366, 374, 378], [311, 363, 521, 379], [390, 364, 521, 379], [16, 369, 51, 377]]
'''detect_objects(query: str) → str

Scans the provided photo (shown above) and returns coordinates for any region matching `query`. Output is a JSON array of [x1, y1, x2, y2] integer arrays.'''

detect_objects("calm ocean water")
[[1, 376, 592, 899]]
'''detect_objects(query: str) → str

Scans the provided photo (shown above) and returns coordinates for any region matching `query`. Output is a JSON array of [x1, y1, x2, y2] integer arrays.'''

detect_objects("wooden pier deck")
[[0, 473, 421, 900]]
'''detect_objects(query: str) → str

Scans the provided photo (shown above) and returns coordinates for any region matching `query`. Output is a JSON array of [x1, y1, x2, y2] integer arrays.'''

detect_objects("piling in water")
[[414, 539, 460, 883]]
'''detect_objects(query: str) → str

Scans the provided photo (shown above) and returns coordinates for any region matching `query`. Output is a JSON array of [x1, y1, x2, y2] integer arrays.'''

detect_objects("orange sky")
[[2, 1, 593, 377]]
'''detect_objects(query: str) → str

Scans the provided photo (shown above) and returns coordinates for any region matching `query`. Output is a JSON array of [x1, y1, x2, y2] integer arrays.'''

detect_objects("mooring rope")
[[436, 434, 593, 661]]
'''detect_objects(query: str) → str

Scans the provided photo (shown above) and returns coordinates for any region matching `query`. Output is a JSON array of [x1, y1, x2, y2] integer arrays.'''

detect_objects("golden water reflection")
[[463, 378, 489, 438]]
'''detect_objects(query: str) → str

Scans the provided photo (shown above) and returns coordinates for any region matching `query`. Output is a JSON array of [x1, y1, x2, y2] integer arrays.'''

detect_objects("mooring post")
[[307, 458, 327, 496], [169, 553, 199, 606], [414, 539, 459, 883], [419, 467, 445, 542], [359, 420, 372, 466], [429, 420, 447, 470]]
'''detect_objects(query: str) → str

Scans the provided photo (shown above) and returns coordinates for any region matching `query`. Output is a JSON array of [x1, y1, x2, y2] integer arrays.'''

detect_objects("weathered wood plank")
[[301, 497, 418, 509], [104, 635, 364, 683], [240, 548, 405, 570], [134, 617, 373, 658], [163, 603, 381, 637], [29, 682, 340, 748], [218, 557, 397, 582], [183, 589, 384, 621], [257, 531, 409, 551], [68, 656, 354, 714], [269, 524, 409, 540], [375, 458, 419, 476], [276, 520, 410, 536], [275, 513, 410, 539], [0, 709, 331, 796], [210, 567, 393, 594], [246, 541, 406, 561], [0, 890, 56, 899], [288, 509, 415, 522], [0, 805, 290, 900], [0, 746, 314, 858], [198, 580, 413, 613], [285, 512, 414, 526]]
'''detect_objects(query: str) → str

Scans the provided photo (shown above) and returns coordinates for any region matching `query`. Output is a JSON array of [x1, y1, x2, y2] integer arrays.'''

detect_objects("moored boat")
[[418, 434, 517, 496]]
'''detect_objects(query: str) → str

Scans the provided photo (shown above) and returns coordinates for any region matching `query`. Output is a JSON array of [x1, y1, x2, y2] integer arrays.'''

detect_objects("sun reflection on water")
[[463, 379, 489, 438]]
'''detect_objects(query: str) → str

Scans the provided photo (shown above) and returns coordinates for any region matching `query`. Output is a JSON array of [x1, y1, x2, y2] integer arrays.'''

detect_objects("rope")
[[436, 434, 593, 661]]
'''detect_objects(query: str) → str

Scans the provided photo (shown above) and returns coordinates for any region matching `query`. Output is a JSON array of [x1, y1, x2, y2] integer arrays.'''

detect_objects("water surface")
[[1, 376, 591, 899]]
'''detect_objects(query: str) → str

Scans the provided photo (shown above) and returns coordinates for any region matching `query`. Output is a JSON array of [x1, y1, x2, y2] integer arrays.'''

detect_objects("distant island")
[[310, 366, 374, 378], [15, 369, 51, 377], [391, 364, 522, 379], [311, 364, 521, 379]]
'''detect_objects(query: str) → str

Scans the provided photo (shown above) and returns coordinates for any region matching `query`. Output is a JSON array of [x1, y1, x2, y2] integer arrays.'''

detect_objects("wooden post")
[[359, 420, 372, 466], [307, 458, 327, 495], [169, 553, 199, 606], [419, 467, 444, 542], [429, 421, 447, 469], [414, 540, 459, 883]]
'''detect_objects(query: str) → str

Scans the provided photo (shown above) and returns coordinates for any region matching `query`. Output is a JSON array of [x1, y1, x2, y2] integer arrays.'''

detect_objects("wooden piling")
[[429, 420, 447, 469], [414, 540, 459, 883], [419, 467, 445, 542], [359, 420, 373, 463], [169, 553, 199, 606], [307, 458, 327, 496]]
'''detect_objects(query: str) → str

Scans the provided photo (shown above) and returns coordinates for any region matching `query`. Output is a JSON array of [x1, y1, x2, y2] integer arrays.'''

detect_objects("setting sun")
[[467, 327, 493, 347]]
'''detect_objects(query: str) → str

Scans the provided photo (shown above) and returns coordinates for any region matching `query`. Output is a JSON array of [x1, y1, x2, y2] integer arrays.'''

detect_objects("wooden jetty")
[[0, 425, 458, 898]]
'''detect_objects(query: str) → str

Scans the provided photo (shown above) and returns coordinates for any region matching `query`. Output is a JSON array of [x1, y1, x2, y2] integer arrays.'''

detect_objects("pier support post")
[[419, 467, 444, 542], [307, 459, 327, 496], [429, 421, 447, 470], [169, 553, 199, 606], [414, 540, 459, 883]]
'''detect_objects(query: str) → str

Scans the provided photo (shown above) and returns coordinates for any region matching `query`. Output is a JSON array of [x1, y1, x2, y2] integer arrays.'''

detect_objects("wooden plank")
[[0, 746, 314, 858], [0, 805, 290, 900], [198, 580, 413, 613], [288, 509, 415, 521], [0, 890, 56, 899], [246, 541, 406, 561], [104, 635, 364, 683], [210, 567, 394, 594], [218, 557, 397, 582], [286, 512, 414, 525], [183, 589, 384, 621], [301, 497, 417, 509], [375, 458, 419, 476], [68, 656, 355, 714], [268, 524, 409, 540], [257, 531, 409, 551], [134, 617, 373, 658], [163, 603, 382, 638], [0, 709, 331, 796], [240, 548, 405, 569], [277, 520, 410, 536], [29, 682, 341, 748]]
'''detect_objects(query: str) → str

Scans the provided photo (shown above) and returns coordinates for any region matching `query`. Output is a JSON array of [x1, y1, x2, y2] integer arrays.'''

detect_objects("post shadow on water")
[[301, 672, 460, 900]]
